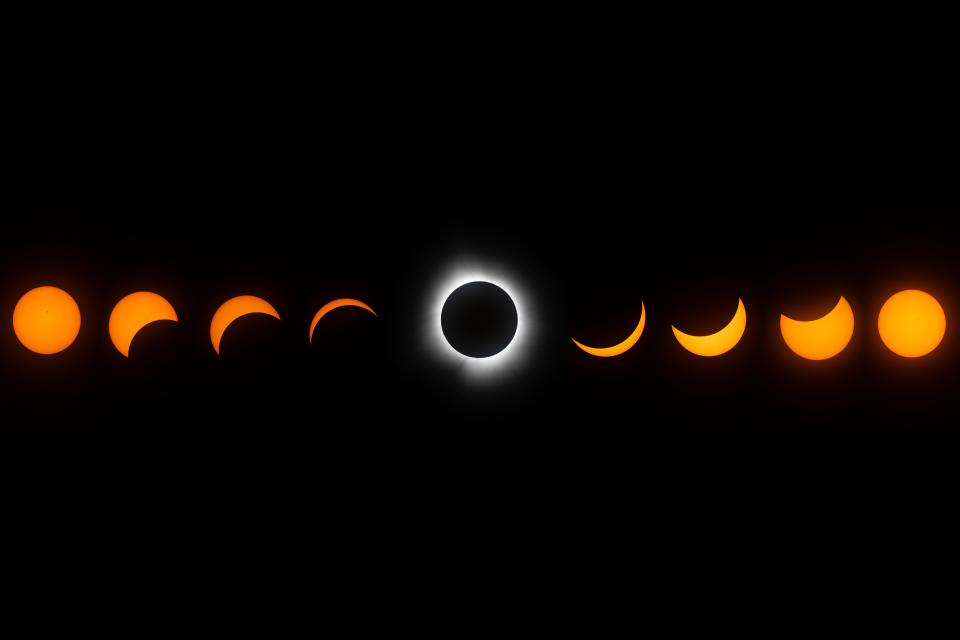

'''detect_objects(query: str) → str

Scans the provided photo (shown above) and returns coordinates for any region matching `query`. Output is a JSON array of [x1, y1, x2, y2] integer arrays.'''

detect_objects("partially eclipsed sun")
[[672, 298, 747, 357], [573, 303, 646, 358], [210, 295, 281, 355], [780, 296, 855, 361], [309, 298, 377, 345], [109, 292, 179, 358]]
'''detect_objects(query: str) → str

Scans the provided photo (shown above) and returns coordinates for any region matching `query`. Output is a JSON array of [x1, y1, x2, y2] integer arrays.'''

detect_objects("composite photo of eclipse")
[[3, 279, 951, 369]]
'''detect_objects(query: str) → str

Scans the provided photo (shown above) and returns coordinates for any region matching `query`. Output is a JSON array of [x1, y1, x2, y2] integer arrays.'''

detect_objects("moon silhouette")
[[672, 298, 747, 357], [109, 292, 179, 358], [13, 286, 82, 355], [780, 296, 854, 361], [572, 303, 646, 358], [309, 298, 377, 344], [441, 281, 519, 358], [210, 295, 281, 355]]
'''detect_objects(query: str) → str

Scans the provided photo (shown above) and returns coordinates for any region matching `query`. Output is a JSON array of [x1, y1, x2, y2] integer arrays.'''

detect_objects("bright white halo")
[[425, 263, 534, 382]]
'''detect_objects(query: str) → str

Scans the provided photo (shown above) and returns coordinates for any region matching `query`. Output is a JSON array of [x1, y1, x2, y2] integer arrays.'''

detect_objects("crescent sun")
[[572, 302, 646, 358], [109, 291, 179, 358], [309, 298, 378, 344], [672, 298, 747, 357], [780, 296, 855, 361], [210, 295, 281, 355]]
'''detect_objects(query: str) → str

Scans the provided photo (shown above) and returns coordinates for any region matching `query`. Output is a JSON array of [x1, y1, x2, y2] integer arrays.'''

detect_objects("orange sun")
[[210, 295, 281, 355], [309, 298, 377, 344], [878, 290, 946, 358], [109, 292, 179, 358], [13, 286, 82, 355]]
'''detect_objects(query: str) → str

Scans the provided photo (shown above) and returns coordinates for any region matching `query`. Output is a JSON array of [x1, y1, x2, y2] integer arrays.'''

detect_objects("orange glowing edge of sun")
[[309, 298, 378, 344]]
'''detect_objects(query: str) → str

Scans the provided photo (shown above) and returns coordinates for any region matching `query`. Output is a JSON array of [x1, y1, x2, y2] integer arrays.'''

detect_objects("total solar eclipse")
[[441, 281, 519, 358]]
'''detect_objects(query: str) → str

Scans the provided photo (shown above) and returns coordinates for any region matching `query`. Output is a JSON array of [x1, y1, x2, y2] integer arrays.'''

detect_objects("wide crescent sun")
[[210, 295, 281, 355], [572, 303, 646, 358], [672, 298, 747, 357]]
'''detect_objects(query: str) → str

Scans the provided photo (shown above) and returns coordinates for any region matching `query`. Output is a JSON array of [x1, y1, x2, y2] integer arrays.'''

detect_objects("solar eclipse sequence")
[[8, 274, 948, 369]]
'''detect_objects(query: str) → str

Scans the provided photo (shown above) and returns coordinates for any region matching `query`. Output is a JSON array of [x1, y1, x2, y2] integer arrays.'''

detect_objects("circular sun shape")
[[878, 289, 946, 358], [427, 265, 533, 380], [13, 286, 82, 355], [441, 281, 519, 358]]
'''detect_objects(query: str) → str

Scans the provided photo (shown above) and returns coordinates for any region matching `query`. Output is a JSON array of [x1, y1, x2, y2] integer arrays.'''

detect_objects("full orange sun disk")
[[13, 286, 82, 355], [878, 290, 946, 358]]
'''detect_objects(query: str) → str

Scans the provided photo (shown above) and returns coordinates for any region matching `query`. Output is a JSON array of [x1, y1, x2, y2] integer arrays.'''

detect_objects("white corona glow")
[[427, 264, 533, 381]]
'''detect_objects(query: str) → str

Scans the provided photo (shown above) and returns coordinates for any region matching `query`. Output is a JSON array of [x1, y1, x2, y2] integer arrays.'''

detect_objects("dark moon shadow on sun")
[[441, 282, 518, 358]]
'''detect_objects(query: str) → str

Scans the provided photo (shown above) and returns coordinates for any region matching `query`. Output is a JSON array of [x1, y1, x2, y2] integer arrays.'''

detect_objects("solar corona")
[[4, 278, 950, 369]]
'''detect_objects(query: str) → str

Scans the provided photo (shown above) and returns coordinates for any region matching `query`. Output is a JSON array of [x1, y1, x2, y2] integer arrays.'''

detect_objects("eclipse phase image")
[[441, 281, 519, 358]]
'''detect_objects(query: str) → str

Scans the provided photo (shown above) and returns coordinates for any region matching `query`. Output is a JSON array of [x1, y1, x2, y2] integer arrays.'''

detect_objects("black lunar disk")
[[441, 281, 519, 358]]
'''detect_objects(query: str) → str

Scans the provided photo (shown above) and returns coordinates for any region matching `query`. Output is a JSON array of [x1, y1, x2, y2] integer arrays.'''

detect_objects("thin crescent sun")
[[309, 298, 378, 344], [780, 296, 855, 361], [672, 298, 747, 357], [109, 291, 179, 358], [572, 303, 646, 358], [210, 295, 281, 355]]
